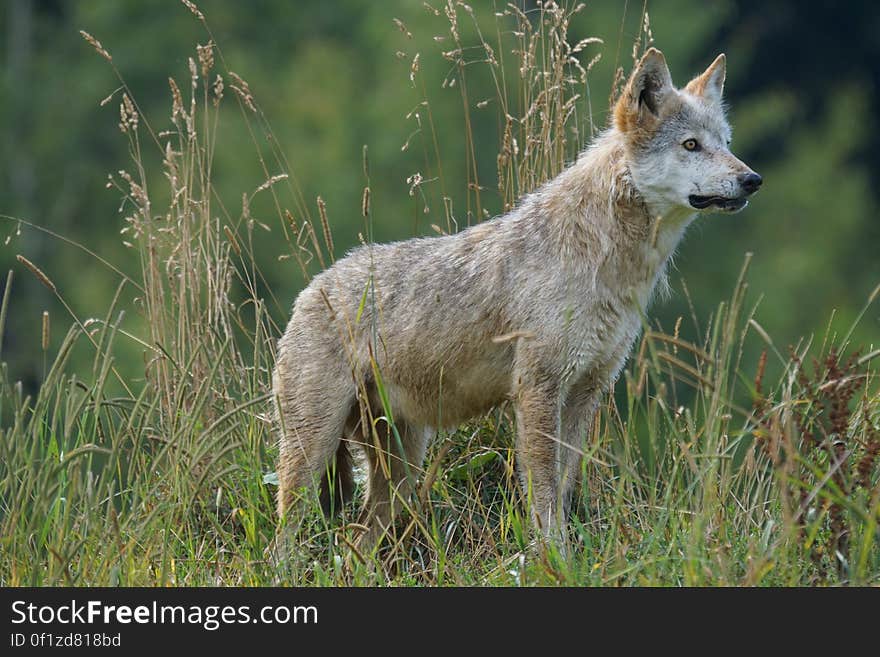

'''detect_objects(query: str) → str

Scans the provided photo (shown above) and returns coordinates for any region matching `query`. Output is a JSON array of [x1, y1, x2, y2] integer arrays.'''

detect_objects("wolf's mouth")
[[688, 195, 749, 212]]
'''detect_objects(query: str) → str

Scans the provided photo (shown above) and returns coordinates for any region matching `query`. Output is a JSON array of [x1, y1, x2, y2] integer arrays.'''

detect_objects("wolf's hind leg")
[[357, 418, 430, 552], [274, 374, 357, 522]]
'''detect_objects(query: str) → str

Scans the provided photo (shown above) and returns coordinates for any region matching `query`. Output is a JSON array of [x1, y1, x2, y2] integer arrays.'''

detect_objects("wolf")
[[272, 48, 761, 550]]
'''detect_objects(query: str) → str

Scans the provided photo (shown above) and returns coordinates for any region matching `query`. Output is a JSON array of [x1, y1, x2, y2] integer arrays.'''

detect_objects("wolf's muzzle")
[[738, 172, 762, 194]]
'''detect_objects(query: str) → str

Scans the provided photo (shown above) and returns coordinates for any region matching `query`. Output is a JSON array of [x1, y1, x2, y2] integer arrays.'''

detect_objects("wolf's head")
[[614, 48, 761, 215]]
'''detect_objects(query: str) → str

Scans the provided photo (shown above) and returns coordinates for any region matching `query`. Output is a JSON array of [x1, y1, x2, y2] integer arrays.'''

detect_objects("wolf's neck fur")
[[527, 127, 695, 306]]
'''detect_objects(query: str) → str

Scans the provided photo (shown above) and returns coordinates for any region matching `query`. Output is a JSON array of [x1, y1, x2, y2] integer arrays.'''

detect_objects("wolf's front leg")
[[559, 375, 601, 518], [513, 380, 564, 539]]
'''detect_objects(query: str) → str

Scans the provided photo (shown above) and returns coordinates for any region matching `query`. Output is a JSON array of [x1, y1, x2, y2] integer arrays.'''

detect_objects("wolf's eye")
[[683, 138, 700, 152]]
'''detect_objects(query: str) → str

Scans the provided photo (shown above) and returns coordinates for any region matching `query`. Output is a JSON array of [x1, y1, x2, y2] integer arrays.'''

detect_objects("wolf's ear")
[[685, 53, 726, 105], [614, 48, 675, 132]]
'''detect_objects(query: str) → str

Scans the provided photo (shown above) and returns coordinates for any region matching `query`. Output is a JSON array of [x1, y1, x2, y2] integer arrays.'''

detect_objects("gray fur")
[[272, 48, 760, 550]]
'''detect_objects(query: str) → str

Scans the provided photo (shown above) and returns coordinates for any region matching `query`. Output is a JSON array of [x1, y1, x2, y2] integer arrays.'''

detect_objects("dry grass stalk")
[[79, 30, 112, 62], [16, 255, 56, 293]]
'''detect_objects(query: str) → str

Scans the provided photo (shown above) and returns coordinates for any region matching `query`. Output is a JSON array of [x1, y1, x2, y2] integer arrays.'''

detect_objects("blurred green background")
[[2, 0, 878, 393]]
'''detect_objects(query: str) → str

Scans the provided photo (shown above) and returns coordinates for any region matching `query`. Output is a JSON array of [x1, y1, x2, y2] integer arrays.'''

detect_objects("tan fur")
[[272, 48, 761, 550], [685, 53, 726, 100]]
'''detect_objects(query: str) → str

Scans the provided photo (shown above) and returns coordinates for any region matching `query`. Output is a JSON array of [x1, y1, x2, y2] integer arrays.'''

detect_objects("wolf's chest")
[[560, 296, 643, 389]]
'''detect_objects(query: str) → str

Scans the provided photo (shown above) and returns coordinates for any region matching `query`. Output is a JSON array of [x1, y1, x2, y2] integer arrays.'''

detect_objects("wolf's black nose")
[[739, 172, 763, 194]]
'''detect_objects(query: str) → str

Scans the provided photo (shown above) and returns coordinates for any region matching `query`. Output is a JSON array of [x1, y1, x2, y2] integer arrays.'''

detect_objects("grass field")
[[1, 2, 878, 586]]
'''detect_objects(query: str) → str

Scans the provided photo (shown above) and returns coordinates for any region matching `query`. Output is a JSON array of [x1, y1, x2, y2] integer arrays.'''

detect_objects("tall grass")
[[1, 1, 878, 586]]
